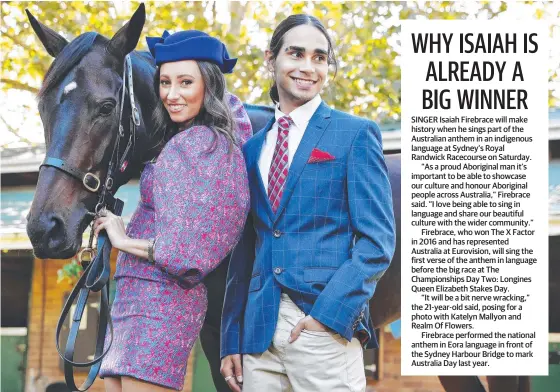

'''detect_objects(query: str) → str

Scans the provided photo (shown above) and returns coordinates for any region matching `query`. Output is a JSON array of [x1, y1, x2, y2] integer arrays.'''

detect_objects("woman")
[[96, 30, 252, 392]]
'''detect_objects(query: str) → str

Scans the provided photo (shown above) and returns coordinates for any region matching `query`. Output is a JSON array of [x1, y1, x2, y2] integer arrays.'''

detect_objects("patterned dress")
[[99, 93, 252, 390]]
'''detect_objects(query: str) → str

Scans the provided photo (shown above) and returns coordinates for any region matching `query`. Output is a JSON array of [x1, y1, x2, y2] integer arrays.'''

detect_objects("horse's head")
[[26, 4, 153, 259]]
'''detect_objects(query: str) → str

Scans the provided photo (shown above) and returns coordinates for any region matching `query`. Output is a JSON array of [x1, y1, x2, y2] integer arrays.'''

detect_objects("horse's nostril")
[[49, 213, 64, 234], [44, 213, 66, 248]]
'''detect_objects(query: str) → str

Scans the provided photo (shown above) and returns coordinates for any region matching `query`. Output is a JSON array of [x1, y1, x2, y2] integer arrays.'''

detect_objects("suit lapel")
[[246, 116, 276, 221], [274, 102, 332, 221]]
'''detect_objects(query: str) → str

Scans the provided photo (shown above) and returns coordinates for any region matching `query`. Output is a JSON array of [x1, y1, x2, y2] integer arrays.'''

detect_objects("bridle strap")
[[127, 55, 141, 127], [85, 233, 111, 291], [39, 154, 120, 212], [41, 157, 90, 183], [41, 157, 102, 193]]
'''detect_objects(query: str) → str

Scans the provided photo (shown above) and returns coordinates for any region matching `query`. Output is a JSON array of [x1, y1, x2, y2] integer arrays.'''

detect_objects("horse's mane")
[[38, 32, 101, 100]]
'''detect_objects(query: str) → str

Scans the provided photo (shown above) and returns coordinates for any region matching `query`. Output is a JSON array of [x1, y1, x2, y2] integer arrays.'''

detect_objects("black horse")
[[25, 4, 532, 392]]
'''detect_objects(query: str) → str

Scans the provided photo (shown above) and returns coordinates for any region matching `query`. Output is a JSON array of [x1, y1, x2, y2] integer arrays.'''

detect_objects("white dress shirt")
[[258, 94, 323, 186]]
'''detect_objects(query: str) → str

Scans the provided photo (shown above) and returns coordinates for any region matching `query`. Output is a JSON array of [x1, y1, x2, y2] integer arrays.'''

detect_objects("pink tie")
[[268, 116, 291, 213]]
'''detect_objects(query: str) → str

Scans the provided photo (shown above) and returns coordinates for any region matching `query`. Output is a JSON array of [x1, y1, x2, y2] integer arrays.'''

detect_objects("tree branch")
[[1, 29, 49, 74], [229, 1, 247, 37], [1, 30, 27, 49], [1, 78, 39, 94], [0, 114, 33, 146]]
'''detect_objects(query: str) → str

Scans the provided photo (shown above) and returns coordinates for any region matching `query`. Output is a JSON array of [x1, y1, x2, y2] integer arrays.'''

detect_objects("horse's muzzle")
[[27, 212, 80, 259]]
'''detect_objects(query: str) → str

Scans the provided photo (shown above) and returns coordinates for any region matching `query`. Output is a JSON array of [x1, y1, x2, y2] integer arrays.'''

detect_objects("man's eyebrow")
[[285, 45, 305, 52], [284, 46, 328, 56]]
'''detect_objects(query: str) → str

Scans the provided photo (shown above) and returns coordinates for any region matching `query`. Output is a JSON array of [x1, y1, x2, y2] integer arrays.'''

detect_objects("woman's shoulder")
[[226, 92, 252, 144], [160, 125, 236, 162]]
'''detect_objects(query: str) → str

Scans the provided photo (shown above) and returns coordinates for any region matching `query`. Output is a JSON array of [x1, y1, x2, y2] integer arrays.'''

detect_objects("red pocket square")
[[308, 148, 335, 163]]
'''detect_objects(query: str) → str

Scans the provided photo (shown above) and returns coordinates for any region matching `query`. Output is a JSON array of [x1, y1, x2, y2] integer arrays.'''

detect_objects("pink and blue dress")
[[99, 93, 251, 390]]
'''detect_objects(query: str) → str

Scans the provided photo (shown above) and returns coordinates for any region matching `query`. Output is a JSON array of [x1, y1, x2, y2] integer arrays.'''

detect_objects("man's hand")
[[220, 354, 243, 392], [289, 315, 329, 343]]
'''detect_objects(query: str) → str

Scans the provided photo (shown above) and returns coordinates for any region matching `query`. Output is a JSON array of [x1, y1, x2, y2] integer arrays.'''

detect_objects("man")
[[221, 14, 395, 392]]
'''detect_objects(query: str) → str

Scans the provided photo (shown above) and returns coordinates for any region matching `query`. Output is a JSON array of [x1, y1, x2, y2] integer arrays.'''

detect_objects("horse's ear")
[[106, 3, 146, 58], [26, 9, 68, 57]]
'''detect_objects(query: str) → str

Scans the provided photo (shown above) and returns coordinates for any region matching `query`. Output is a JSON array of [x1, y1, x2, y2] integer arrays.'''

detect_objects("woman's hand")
[[93, 208, 128, 250]]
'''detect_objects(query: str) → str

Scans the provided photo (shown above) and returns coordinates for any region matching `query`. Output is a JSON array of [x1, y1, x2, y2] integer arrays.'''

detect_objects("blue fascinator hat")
[[146, 30, 237, 74]]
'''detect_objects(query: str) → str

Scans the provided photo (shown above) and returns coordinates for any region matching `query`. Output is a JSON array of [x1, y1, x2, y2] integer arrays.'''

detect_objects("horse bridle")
[[44, 54, 140, 392]]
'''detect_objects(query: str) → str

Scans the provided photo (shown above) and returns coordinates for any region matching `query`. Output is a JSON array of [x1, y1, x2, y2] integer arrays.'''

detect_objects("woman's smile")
[[167, 103, 187, 113]]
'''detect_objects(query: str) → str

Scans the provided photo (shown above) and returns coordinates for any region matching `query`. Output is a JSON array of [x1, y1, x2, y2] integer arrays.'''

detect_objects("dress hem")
[[100, 372, 184, 391]]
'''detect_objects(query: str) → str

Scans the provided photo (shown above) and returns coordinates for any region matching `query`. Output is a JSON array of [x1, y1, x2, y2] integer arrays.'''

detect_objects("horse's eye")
[[99, 103, 115, 116]]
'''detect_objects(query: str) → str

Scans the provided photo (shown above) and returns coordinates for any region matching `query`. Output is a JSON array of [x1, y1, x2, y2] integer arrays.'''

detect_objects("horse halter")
[[39, 53, 140, 215], [48, 54, 140, 392]]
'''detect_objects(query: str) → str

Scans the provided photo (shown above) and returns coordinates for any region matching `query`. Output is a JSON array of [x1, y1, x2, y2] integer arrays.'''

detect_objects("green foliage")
[[56, 257, 83, 285], [1, 0, 559, 141]]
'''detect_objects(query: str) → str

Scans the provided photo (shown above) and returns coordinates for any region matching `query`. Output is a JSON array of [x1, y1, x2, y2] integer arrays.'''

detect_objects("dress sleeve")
[[152, 125, 250, 288], [226, 92, 253, 145]]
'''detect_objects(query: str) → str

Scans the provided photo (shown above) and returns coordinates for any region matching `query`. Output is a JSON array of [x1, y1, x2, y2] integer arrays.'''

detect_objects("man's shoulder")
[[242, 126, 268, 156], [327, 107, 380, 133], [244, 103, 275, 134]]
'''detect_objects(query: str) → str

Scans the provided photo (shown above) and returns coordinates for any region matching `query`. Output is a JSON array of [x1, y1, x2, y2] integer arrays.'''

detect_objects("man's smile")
[[291, 77, 317, 86]]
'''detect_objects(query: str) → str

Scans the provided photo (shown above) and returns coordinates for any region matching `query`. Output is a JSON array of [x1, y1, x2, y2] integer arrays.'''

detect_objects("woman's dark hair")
[[268, 14, 338, 103], [151, 61, 236, 154]]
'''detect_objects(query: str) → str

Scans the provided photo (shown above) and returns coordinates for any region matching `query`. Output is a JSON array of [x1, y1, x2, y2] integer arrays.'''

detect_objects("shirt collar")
[[274, 94, 322, 131]]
